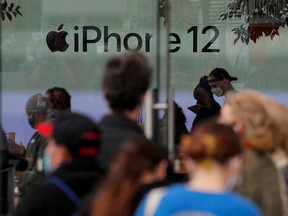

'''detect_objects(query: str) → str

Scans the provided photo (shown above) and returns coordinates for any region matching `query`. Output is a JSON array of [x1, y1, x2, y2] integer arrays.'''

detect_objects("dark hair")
[[194, 76, 213, 98], [208, 68, 237, 82], [181, 119, 241, 164], [92, 138, 166, 216], [45, 87, 71, 111], [102, 52, 152, 113]]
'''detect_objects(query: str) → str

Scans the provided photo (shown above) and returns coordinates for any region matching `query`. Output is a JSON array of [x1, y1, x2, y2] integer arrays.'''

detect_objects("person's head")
[[194, 76, 215, 107], [45, 87, 71, 122], [219, 90, 284, 152], [110, 138, 167, 184], [180, 119, 242, 181], [102, 51, 152, 113], [45, 87, 71, 111], [207, 68, 237, 97], [37, 113, 101, 172], [92, 138, 167, 216], [25, 93, 50, 129]]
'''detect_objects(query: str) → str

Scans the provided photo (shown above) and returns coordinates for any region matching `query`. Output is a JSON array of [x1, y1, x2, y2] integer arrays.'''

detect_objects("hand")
[[8, 140, 26, 156], [187, 104, 202, 114]]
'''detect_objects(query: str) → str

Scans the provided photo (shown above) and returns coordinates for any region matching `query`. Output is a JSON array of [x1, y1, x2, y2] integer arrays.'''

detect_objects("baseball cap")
[[208, 68, 238, 82], [36, 113, 101, 158], [26, 94, 50, 113]]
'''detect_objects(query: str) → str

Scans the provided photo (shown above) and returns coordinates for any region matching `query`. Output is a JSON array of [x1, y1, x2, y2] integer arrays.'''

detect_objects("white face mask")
[[211, 87, 223, 97]]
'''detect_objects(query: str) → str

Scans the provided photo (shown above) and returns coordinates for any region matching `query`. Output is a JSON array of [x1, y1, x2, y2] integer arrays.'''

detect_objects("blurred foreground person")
[[97, 52, 152, 171], [91, 138, 168, 216], [219, 90, 288, 216], [14, 113, 104, 216], [135, 120, 261, 216]]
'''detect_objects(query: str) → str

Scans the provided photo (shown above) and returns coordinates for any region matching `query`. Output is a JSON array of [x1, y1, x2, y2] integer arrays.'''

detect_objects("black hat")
[[36, 113, 101, 158], [208, 68, 238, 82]]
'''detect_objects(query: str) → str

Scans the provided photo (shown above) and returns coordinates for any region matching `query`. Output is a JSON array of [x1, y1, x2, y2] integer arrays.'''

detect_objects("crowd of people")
[[1, 51, 288, 216]]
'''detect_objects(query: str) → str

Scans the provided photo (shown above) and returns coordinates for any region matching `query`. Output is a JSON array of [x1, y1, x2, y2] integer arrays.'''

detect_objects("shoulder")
[[243, 149, 277, 172], [133, 184, 187, 216], [226, 192, 262, 216]]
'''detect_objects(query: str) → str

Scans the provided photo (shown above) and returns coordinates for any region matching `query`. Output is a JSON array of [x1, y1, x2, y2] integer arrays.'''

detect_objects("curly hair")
[[225, 90, 287, 152]]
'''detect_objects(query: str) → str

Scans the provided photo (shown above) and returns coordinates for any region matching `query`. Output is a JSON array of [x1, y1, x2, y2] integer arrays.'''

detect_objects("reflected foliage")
[[0, 0, 22, 21], [159, 0, 169, 25], [220, 0, 288, 44]]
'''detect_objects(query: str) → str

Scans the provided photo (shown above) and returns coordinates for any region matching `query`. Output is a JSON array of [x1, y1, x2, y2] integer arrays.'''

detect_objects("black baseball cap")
[[208, 68, 238, 82], [36, 113, 101, 158]]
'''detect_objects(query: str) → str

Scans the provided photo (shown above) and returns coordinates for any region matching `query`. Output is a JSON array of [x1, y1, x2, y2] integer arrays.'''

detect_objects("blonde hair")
[[225, 90, 288, 153]]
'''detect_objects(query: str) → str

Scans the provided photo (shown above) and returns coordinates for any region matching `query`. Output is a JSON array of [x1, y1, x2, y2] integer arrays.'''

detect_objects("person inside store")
[[7, 87, 72, 158], [14, 112, 104, 216], [8, 94, 51, 196], [207, 68, 238, 98], [44, 86, 72, 122], [189, 75, 221, 131]]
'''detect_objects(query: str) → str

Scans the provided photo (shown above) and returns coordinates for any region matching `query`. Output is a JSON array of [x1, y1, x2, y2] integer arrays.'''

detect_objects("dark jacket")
[[18, 132, 47, 196], [96, 113, 145, 171], [14, 159, 104, 216], [191, 102, 221, 130]]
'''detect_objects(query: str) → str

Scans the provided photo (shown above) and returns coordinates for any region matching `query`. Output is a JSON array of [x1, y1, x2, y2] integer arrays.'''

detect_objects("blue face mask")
[[43, 152, 53, 175]]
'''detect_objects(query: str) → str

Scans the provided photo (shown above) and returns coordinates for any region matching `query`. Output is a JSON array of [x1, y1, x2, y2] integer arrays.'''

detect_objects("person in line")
[[135, 120, 261, 216], [96, 51, 152, 171], [218, 90, 288, 216], [90, 138, 168, 216], [8, 94, 50, 196], [207, 67, 238, 97], [189, 76, 221, 131], [14, 113, 104, 216], [158, 101, 189, 147]]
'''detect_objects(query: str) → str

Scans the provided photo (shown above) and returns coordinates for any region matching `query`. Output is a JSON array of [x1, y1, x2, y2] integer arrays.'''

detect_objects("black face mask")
[[28, 114, 37, 128]]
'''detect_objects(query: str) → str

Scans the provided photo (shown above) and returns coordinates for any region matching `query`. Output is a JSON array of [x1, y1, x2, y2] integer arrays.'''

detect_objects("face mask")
[[28, 114, 37, 128], [43, 152, 53, 175], [211, 87, 223, 97]]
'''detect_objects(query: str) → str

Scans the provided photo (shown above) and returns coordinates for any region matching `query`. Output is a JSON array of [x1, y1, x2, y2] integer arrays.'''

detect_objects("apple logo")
[[46, 24, 69, 52]]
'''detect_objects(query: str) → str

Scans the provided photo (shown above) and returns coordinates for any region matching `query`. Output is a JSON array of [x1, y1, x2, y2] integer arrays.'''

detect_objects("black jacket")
[[96, 113, 145, 171], [14, 159, 104, 216]]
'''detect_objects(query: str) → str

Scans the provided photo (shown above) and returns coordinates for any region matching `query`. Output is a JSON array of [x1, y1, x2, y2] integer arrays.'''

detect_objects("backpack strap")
[[47, 176, 81, 206], [144, 187, 166, 216]]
